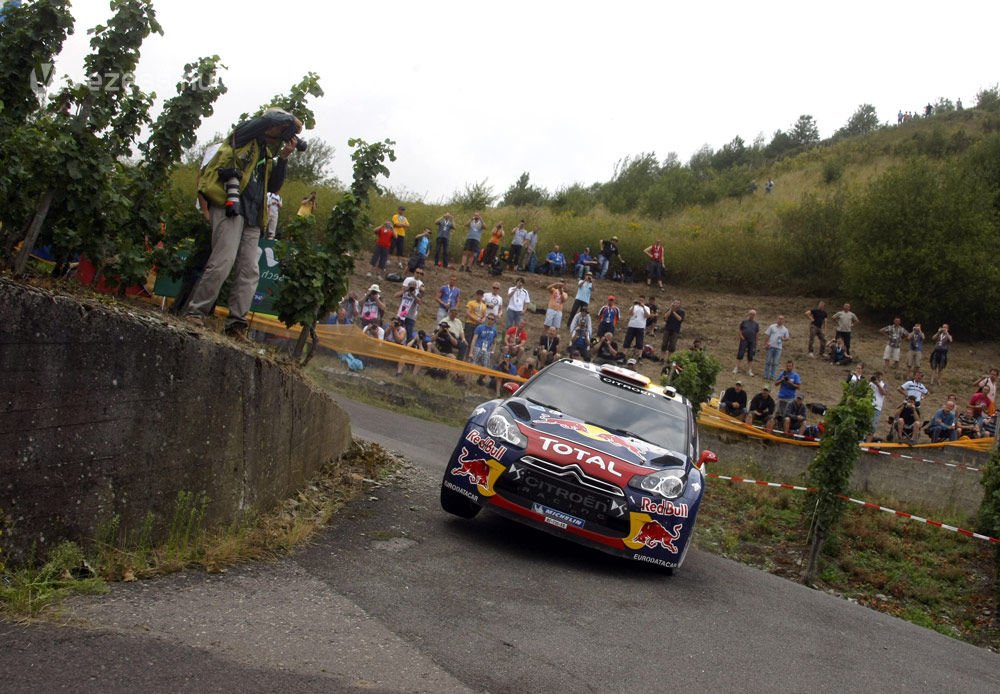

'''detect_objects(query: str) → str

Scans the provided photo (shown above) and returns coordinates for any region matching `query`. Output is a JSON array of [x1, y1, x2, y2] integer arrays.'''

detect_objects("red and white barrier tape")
[[706, 472, 1000, 546], [859, 446, 982, 473]]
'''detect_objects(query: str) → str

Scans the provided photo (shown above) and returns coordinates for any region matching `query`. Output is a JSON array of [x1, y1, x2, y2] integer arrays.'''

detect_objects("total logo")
[[534, 417, 646, 460], [639, 498, 689, 518], [535, 435, 623, 478]]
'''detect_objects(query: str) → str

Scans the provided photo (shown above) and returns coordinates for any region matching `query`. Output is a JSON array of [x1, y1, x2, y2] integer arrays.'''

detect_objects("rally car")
[[440, 359, 716, 572]]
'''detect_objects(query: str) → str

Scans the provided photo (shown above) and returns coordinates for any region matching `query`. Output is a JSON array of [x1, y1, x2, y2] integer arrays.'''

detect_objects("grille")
[[495, 457, 629, 535]]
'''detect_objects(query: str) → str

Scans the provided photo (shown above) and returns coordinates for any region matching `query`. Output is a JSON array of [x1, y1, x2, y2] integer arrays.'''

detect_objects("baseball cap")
[[439, 321, 449, 327], [368, 283, 381, 293], [762, 385, 770, 391], [626, 358, 637, 367], [735, 380, 743, 386]]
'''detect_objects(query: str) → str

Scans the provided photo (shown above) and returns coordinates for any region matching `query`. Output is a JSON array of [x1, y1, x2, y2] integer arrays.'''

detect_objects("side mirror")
[[696, 450, 718, 469], [501, 381, 520, 396]]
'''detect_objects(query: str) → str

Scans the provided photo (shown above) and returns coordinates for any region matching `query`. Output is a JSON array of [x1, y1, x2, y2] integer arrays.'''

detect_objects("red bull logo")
[[534, 417, 645, 460], [633, 520, 683, 553], [639, 498, 689, 518], [451, 448, 492, 489]]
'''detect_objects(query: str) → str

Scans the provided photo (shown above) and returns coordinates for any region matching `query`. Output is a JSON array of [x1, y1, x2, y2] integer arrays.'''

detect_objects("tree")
[[803, 379, 873, 584], [549, 183, 599, 216], [975, 84, 1000, 112], [501, 171, 547, 207], [764, 129, 797, 159], [275, 138, 395, 361], [835, 104, 879, 139], [600, 152, 660, 213], [662, 349, 720, 417], [790, 114, 820, 148], [284, 137, 340, 187], [450, 179, 496, 210]]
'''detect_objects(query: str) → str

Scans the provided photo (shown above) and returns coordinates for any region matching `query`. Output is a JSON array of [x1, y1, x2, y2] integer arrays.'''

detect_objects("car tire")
[[440, 485, 482, 518]]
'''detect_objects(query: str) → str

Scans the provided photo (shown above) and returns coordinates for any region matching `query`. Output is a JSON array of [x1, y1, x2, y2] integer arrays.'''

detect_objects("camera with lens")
[[219, 167, 241, 218], [294, 138, 308, 152]]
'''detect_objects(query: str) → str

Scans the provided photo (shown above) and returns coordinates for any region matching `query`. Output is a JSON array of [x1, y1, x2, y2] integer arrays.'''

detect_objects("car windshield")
[[519, 361, 690, 453]]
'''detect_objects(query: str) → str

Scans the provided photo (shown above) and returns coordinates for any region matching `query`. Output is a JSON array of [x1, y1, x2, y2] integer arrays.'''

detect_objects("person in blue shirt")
[[774, 360, 801, 421], [472, 314, 499, 368], [543, 245, 567, 276], [927, 400, 958, 442], [574, 247, 599, 279]]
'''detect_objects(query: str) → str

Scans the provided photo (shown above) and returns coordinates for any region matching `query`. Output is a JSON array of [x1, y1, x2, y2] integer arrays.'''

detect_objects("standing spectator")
[[568, 272, 594, 324], [906, 323, 925, 378], [733, 308, 759, 377], [360, 284, 386, 328], [542, 245, 567, 276], [898, 371, 930, 413], [297, 191, 317, 217], [868, 371, 888, 441], [464, 289, 488, 358], [597, 296, 621, 338], [623, 296, 650, 356], [460, 212, 485, 272], [848, 362, 865, 383], [660, 299, 686, 361], [184, 108, 303, 339], [544, 281, 569, 330], [407, 229, 431, 272], [368, 220, 395, 278], [880, 317, 909, 370], [745, 385, 776, 426], [394, 269, 425, 342], [569, 307, 593, 361], [929, 324, 953, 385], [927, 400, 958, 442], [385, 317, 409, 376], [597, 236, 620, 279], [482, 222, 505, 267], [762, 315, 790, 381], [391, 205, 410, 261], [719, 381, 748, 418], [536, 326, 561, 366], [435, 274, 461, 323], [972, 368, 998, 416], [504, 318, 530, 362], [508, 220, 527, 269], [831, 303, 860, 355], [505, 276, 531, 329], [765, 178, 774, 193], [483, 281, 504, 320], [644, 239, 665, 291], [774, 360, 801, 421], [471, 314, 500, 376], [265, 192, 282, 240], [805, 301, 827, 358], [433, 212, 455, 267], [431, 319, 460, 358], [521, 227, 539, 272]]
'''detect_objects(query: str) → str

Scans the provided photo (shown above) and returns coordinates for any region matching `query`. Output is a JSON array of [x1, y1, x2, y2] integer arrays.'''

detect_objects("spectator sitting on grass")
[[542, 245, 567, 276], [719, 381, 748, 418]]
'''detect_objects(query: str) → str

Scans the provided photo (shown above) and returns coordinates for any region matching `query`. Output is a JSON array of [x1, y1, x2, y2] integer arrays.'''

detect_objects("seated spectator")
[[574, 247, 599, 278], [568, 306, 593, 361], [443, 306, 469, 361], [982, 414, 997, 438], [489, 353, 518, 395], [719, 381, 748, 418], [745, 385, 776, 426], [518, 358, 538, 381], [782, 394, 808, 435], [594, 332, 627, 365], [827, 336, 852, 365], [926, 400, 958, 442], [362, 322, 385, 340], [956, 405, 981, 439], [890, 396, 920, 443], [541, 245, 567, 276], [970, 385, 990, 425], [431, 320, 459, 358], [504, 319, 529, 362], [535, 326, 561, 366]]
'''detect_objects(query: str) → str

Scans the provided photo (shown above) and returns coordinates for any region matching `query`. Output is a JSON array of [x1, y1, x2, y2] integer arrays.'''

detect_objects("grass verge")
[[0, 440, 400, 620]]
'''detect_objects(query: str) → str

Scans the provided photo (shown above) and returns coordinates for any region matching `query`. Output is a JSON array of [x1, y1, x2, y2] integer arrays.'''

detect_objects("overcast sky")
[[50, 0, 1000, 202]]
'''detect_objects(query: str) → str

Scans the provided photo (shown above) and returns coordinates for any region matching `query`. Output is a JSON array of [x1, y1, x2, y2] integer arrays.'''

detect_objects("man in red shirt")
[[368, 220, 395, 278], [504, 318, 529, 362]]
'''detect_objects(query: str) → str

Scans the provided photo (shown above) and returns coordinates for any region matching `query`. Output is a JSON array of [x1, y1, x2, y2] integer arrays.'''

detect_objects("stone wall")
[[0, 279, 352, 561], [701, 429, 987, 517]]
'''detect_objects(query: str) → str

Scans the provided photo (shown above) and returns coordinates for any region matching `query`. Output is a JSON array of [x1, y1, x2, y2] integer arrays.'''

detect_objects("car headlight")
[[486, 408, 528, 447], [629, 468, 686, 499]]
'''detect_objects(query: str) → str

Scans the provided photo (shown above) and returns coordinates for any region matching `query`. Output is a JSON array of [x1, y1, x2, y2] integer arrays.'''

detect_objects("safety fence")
[[707, 471, 1000, 546]]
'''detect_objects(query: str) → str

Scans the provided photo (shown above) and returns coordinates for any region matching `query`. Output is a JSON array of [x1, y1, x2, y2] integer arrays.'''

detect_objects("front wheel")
[[441, 485, 482, 518]]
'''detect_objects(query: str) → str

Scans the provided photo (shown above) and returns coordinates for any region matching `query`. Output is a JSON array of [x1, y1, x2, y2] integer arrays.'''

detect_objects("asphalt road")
[[2, 395, 998, 693]]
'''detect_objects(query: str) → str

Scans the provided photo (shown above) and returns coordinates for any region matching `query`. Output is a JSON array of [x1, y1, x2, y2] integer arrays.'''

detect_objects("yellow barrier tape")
[[698, 406, 995, 452]]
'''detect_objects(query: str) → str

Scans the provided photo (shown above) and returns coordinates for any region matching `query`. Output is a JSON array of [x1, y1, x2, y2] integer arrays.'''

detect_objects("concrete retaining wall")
[[702, 429, 988, 517], [0, 279, 352, 562]]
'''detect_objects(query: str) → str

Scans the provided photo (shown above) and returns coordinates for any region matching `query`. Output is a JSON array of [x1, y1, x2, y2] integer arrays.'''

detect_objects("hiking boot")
[[225, 324, 250, 342]]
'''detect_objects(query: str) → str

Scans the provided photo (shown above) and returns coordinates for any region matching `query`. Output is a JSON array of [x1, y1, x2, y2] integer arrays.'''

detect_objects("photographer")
[[432, 320, 459, 357], [185, 108, 303, 340]]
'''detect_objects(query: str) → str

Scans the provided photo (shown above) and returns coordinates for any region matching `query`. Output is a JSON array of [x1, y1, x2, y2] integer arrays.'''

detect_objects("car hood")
[[508, 400, 687, 484]]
